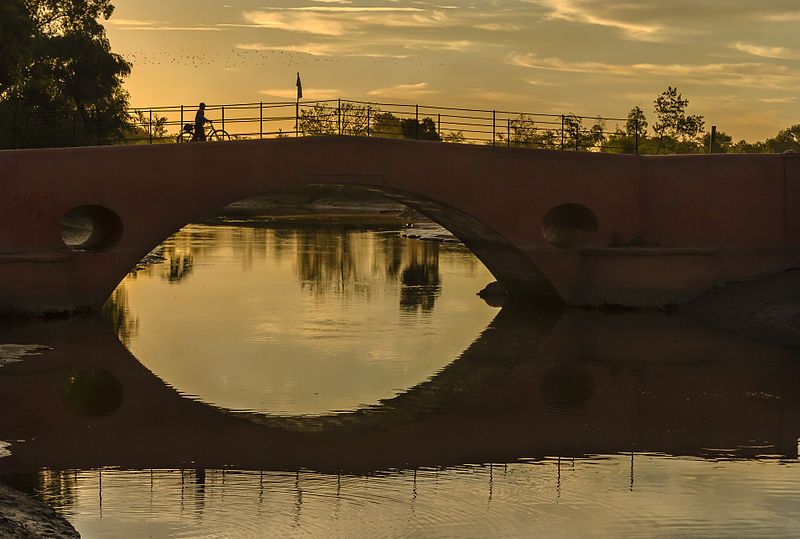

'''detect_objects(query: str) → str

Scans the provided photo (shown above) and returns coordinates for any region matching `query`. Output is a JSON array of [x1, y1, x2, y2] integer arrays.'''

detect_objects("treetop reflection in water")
[[108, 219, 496, 416]]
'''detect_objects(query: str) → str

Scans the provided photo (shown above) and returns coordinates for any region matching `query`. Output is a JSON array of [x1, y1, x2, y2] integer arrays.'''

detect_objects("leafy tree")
[[563, 115, 606, 150], [299, 102, 442, 141], [700, 129, 733, 153], [497, 114, 558, 149], [123, 110, 169, 143], [0, 1, 36, 99], [765, 124, 800, 153], [626, 106, 648, 136], [0, 0, 131, 148], [371, 111, 402, 137], [400, 117, 440, 141], [441, 130, 466, 143], [730, 139, 766, 153], [299, 102, 370, 136], [652, 86, 704, 153]]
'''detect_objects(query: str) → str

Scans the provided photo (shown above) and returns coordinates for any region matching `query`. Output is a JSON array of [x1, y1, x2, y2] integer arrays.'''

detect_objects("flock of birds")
[[120, 47, 439, 70]]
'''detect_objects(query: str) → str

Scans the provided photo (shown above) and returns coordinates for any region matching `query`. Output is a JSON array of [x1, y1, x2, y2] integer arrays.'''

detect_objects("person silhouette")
[[194, 102, 207, 141]]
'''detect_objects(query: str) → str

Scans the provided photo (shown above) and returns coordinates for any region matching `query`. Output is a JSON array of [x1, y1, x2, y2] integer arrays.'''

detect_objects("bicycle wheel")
[[176, 131, 193, 143], [210, 129, 231, 142]]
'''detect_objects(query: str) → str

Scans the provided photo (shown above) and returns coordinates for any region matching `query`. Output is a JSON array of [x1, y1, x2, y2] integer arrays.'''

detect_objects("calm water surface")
[[2, 215, 800, 537]]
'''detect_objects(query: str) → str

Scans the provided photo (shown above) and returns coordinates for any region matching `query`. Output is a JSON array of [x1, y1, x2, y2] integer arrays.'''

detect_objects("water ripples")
[[39, 454, 800, 537]]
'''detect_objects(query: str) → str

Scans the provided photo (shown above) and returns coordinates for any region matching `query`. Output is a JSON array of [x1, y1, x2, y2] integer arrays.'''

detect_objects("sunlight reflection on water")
[[111, 220, 497, 416]]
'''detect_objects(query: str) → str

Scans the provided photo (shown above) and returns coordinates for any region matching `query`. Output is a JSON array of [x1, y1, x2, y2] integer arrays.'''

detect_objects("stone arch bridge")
[[2, 136, 799, 314]]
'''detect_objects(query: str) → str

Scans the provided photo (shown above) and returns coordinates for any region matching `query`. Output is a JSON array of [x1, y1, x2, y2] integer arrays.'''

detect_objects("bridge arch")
[[135, 181, 562, 303], [94, 137, 567, 311]]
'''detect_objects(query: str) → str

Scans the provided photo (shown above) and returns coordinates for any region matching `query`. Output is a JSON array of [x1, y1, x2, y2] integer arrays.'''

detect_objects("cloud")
[[109, 18, 222, 31], [760, 11, 800, 22], [474, 22, 525, 32], [733, 42, 800, 60], [235, 42, 409, 58], [260, 87, 341, 100], [241, 11, 348, 35], [758, 97, 797, 103], [109, 19, 165, 26], [524, 78, 555, 87], [240, 5, 458, 36], [507, 53, 800, 89], [529, 0, 663, 41], [368, 82, 435, 97]]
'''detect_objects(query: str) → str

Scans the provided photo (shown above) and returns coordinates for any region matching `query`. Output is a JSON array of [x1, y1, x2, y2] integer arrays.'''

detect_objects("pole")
[[709, 125, 717, 154], [492, 110, 496, 146], [180, 105, 184, 138], [72, 111, 76, 146], [437, 113, 441, 138], [415, 104, 419, 139], [11, 110, 15, 149], [260, 102, 263, 139], [221, 106, 225, 134], [149, 109, 153, 144], [634, 117, 639, 155], [367, 106, 371, 137], [295, 100, 300, 137], [507, 118, 510, 147], [338, 98, 342, 135], [560, 115, 565, 151]]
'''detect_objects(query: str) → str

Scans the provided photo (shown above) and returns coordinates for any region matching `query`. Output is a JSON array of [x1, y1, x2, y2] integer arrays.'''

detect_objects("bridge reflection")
[[1, 302, 799, 476]]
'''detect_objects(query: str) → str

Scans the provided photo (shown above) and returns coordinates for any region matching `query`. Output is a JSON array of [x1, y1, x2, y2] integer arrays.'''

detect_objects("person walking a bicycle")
[[194, 102, 208, 141]]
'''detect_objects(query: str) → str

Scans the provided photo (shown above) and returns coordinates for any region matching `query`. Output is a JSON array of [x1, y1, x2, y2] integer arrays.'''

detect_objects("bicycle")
[[176, 120, 231, 142]]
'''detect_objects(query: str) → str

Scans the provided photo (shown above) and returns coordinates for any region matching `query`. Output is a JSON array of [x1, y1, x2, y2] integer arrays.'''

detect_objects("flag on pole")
[[296, 72, 303, 100]]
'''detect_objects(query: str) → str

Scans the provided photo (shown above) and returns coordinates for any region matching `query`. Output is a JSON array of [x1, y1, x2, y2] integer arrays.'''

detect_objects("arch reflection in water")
[[111, 219, 495, 417], [1, 305, 800, 473]]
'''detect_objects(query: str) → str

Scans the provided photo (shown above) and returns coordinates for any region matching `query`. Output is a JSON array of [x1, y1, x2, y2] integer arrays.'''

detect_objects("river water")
[[2, 212, 800, 537]]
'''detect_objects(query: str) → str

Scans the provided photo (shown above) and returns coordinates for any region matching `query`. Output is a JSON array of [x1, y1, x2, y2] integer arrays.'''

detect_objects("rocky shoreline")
[[0, 482, 79, 538]]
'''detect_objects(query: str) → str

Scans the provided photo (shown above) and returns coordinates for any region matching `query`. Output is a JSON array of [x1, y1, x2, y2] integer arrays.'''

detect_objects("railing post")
[[507, 118, 510, 147], [560, 115, 565, 151], [295, 100, 300, 137], [437, 113, 441, 138], [149, 109, 153, 144], [415, 104, 419, 139], [338, 98, 342, 135], [367, 106, 371, 137], [180, 105, 184, 140], [492, 110, 496, 146], [221, 106, 225, 134], [260, 102, 263, 139]]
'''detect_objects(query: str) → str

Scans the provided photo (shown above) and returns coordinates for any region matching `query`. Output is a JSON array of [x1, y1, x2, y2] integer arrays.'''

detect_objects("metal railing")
[[0, 98, 640, 153]]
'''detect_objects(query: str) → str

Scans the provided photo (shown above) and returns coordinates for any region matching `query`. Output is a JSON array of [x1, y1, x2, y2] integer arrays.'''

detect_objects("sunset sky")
[[105, 1, 800, 141]]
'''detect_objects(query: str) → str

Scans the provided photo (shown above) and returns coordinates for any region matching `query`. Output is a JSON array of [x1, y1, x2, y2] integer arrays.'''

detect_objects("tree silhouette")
[[0, 0, 131, 148], [653, 86, 704, 154]]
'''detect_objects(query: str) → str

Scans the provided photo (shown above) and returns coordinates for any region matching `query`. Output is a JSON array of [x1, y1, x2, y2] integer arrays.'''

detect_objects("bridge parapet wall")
[[0, 138, 797, 313]]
